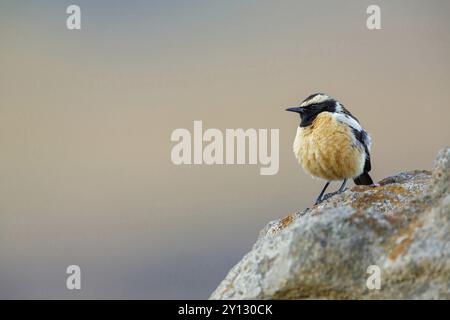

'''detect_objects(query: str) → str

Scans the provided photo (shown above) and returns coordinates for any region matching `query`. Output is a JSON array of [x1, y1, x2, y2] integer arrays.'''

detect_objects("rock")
[[210, 147, 450, 299]]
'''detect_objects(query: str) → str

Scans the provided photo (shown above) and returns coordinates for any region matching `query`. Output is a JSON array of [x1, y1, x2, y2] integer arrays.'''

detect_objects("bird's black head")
[[286, 93, 338, 127]]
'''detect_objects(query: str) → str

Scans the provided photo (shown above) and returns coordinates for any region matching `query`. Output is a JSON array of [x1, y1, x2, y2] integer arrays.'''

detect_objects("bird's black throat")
[[299, 100, 337, 127]]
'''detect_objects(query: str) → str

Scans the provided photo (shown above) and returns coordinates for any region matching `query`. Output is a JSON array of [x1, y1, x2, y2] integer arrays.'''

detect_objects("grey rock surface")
[[210, 147, 450, 299]]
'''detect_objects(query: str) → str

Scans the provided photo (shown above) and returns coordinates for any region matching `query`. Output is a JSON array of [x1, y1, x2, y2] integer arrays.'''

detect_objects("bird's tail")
[[354, 172, 374, 185]]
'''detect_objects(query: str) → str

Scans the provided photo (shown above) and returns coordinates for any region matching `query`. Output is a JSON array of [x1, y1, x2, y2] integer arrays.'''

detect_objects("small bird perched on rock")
[[286, 93, 374, 205]]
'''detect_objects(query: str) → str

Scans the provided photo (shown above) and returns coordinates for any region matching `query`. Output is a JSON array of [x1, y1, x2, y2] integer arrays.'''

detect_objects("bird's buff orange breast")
[[293, 112, 365, 181]]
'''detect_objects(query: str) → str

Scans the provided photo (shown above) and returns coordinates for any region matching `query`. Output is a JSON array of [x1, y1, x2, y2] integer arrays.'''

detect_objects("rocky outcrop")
[[210, 148, 450, 299]]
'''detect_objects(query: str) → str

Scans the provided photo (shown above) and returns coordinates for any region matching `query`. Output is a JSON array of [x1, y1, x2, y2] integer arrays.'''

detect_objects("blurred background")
[[1, 0, 449, 298]]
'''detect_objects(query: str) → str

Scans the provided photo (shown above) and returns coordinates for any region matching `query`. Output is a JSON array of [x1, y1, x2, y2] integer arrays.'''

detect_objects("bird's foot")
[[315, 188, 348, 205]]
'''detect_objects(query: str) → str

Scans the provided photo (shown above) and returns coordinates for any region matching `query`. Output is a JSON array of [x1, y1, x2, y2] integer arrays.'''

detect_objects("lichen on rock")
[[210, 147, 450, 300]]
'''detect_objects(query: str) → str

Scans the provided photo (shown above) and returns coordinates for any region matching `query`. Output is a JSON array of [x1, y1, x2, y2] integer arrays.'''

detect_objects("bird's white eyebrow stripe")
[[300, 94, 330, 107]]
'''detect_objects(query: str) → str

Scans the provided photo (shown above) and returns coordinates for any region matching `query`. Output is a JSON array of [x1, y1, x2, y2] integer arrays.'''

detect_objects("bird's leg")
[[338, 179, 348, 193], [321, 179, 348, 202], [314, 181, 330, 205]]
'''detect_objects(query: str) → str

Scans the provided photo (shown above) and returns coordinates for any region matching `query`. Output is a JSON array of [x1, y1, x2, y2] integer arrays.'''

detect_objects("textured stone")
[[210, 147, 450, 300]]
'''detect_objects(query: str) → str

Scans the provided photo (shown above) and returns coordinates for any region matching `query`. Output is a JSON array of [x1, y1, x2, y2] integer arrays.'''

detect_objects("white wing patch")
[[333, 113, 362, 132], [333, 112, 372, 151], [363, 131, 372, 151]]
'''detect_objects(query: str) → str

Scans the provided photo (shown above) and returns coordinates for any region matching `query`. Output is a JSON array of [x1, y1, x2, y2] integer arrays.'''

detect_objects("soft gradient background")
[[1, 0, 449, 298]]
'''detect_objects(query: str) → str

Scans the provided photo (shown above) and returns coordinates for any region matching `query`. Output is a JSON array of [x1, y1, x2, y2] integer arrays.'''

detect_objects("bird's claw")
[[315, 188, 348, 205]]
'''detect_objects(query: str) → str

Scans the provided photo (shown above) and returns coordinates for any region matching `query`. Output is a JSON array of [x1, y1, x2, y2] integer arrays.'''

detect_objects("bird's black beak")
[[285, 106, 304, 114]]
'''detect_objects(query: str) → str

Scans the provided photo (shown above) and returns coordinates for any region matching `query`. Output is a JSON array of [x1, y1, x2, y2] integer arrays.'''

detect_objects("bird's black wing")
[[351, 128, 371, 173], [351, 128, 374, 185], [339, 105, 374, 185]]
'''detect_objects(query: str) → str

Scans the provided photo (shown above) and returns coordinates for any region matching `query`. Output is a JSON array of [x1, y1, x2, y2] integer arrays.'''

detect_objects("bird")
[[286, 93, 374, 205]]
